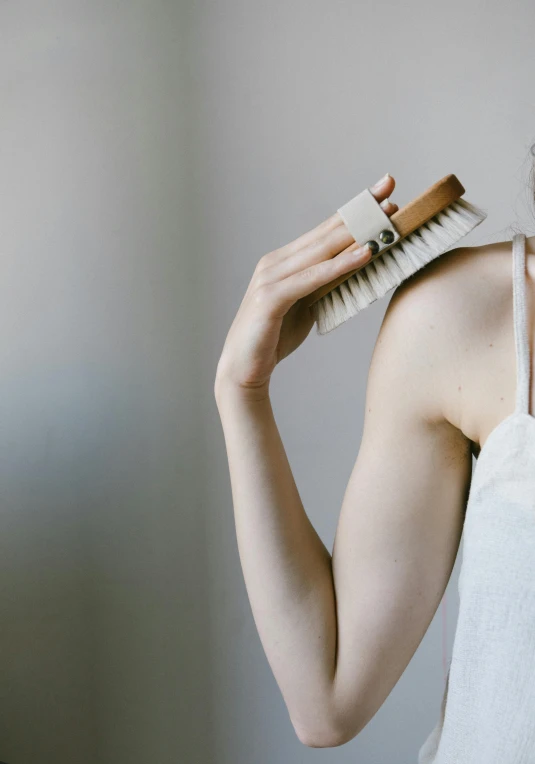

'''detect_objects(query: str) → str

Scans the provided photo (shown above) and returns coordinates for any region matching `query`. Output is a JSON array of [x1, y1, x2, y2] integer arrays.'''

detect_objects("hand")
[[215, 174, 398, 401]]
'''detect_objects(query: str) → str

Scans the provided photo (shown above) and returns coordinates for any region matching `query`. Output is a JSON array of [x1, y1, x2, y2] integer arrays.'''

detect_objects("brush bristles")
[[311, 198, 487, 335]]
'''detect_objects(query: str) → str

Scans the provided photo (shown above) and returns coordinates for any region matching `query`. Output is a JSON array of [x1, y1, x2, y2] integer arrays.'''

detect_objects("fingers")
[[251, 174, 398, 317], [278, 174, 396, 258], [260, 222, 360, 285], [258, 176, 398, 285], [370, 173, 395, 203], [380, 200, 399, 216], [261, 243, 374, 318]]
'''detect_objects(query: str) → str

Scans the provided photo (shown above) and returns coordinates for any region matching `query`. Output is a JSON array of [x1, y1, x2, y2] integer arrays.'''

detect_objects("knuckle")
[[307, 261, 333, 284], [332, 253, 350, 273], [298, 264, 319, 283], [333, 253, 350, 272], [252, 283, 272, 307], [255, 251, 276, 272], [252, 269, 268, 288]]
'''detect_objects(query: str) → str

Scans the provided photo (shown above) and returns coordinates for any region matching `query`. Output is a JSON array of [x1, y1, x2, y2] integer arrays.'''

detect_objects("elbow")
[[289, 689, 365, 748], [293, 720, 358, 749]]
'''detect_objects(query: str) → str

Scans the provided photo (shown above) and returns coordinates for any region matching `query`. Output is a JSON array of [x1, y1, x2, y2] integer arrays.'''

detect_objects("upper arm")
[[328, 276, 473, 743]]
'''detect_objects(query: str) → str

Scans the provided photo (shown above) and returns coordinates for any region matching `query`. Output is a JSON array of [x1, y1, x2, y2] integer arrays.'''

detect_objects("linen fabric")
[[418, 232, 535, 763]]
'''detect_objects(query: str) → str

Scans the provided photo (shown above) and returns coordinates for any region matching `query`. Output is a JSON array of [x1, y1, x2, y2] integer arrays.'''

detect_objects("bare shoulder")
[[376, 238, 515, 448], [385, 238, 513, 338]]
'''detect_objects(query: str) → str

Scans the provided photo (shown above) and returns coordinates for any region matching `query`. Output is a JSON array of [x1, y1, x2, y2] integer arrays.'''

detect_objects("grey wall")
[[0, 3, 210, 763], [1, 2, 535, 764]]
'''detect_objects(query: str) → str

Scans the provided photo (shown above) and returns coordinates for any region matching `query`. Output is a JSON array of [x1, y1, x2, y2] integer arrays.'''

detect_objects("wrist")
[[214, 374, 271, 410]]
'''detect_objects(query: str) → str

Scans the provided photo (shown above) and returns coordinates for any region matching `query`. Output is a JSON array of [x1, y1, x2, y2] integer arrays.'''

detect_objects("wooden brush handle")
[[303, 174, 465, 308]]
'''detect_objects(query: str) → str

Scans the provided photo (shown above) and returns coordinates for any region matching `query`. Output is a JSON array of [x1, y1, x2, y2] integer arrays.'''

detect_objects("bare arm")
[[214, 175, 473, 747], [327, 279, 473, 742], [216, 277, 472, 747], [215, 384, 341, 746]]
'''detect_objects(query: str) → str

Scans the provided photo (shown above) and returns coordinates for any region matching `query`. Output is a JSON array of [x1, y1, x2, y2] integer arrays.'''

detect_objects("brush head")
[[310, 198, 487, 335]]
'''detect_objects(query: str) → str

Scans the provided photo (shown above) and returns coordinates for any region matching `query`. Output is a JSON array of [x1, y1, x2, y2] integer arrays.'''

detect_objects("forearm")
[[215, 380, 341, 742]]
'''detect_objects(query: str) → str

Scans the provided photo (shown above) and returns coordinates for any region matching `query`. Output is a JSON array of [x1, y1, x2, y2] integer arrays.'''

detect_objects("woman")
[[214, 172, 535, 756]]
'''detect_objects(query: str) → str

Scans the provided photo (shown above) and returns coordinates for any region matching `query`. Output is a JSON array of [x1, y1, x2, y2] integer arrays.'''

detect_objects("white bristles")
[[311, 198, 487, 335]]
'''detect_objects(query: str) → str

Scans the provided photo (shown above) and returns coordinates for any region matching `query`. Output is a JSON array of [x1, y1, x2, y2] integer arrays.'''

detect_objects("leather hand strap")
[[337, 188, 400, 252]]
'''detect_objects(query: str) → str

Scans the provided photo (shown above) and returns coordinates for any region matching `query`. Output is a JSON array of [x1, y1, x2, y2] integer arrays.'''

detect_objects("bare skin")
[[214, 173, 534, 747]]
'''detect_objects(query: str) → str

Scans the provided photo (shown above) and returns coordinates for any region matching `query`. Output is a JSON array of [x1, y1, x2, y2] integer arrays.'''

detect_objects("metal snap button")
[[379, 229, 395, 244], [366, 240, 379, 255]]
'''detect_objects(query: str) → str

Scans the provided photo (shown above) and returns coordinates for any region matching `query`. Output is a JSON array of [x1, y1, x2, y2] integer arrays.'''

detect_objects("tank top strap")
[[512, 232, 531, 415]]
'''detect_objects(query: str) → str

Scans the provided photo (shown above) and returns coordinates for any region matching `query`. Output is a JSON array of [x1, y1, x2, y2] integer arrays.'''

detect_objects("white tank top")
[[418, 232, 535, 763]]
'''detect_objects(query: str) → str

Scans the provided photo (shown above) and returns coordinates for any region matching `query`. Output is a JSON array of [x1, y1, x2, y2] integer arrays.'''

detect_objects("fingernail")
[[373, 173, 390, 189]]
